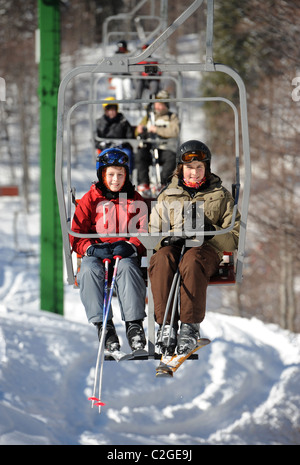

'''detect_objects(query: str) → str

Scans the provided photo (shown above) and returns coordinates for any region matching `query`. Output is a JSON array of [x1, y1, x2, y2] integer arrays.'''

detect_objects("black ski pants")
[[135, 146, 176, 185]]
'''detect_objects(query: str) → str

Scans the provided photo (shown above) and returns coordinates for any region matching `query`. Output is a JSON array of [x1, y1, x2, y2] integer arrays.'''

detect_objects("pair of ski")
[[155, 244, 211, 377], [105, 337, 211, 375], [156, 337, 211, 377]]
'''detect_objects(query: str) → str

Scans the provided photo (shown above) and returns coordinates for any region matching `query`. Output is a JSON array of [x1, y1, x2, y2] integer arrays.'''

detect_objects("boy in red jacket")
[[70, 148, 148, 352]]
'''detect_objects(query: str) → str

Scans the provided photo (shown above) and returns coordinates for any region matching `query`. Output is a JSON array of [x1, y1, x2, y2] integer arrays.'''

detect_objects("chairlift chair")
[[55, 0, 251, 358], [102, 0, 166, 56]]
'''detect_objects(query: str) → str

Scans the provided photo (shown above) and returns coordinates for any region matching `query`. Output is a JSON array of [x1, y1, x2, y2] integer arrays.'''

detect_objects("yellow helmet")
[[102, 96, 119, 111]]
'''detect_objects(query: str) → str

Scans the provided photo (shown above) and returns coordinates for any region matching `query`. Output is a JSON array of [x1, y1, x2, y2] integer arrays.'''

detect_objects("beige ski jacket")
[[149, 173, 240, 259]]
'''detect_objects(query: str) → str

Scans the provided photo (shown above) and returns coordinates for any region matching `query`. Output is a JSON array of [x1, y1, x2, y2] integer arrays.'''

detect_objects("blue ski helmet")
[[96, 147, 129, 181]]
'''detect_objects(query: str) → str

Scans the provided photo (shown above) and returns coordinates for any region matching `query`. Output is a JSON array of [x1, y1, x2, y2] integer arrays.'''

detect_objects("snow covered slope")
[[0, 296, 299, 445]]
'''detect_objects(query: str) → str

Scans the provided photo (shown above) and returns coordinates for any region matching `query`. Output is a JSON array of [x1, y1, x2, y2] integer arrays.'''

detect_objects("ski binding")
[[104, 347, 148, 362]]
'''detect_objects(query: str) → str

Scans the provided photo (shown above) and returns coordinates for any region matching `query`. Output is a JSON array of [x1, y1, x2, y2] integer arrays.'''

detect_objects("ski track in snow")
[[0, 299, 299, 445]]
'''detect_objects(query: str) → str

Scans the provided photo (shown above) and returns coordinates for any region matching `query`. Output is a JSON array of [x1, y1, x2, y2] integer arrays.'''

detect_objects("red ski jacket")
[[70, 183, 148, 256]]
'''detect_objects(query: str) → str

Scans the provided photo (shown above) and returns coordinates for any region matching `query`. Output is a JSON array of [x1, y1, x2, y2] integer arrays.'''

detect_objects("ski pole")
[[97, 255, 121, 412], [104, 255, 122, 323], [103, 258, 111, 322], [167, 269, 181, 349], [159, 244, 185, 353], [165, 244, 186, 351], [91, 256, 122, 413], [90, 258, 111, 410], [153, 148, 161, 186]]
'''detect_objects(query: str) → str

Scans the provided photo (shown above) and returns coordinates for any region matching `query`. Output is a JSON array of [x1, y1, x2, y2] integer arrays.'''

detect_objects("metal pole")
[[38, 0, 63, 314]]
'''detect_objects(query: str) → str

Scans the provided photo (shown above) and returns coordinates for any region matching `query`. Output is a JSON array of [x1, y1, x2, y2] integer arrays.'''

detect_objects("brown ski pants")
[[148, 243, 220, 325]]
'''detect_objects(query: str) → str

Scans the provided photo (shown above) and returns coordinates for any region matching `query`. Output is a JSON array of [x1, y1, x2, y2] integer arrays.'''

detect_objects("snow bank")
[[0, 300, 299, 445]]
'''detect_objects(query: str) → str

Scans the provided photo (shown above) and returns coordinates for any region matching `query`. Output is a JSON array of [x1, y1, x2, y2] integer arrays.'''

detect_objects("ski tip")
[[156, 370, 173, 378], [155, 362, 173, 377], [198, 337, 211, 344]]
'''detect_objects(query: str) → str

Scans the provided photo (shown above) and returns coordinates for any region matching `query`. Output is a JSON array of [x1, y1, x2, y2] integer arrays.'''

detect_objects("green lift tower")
[[38, 0, 63, 315]]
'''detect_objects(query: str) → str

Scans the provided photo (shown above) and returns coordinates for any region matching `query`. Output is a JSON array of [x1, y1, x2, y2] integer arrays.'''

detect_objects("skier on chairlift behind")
[[110, 40, 133, 107], [95, 97, 135, 174], [134, 44, 162, 100], [135, 90, 180, 196]]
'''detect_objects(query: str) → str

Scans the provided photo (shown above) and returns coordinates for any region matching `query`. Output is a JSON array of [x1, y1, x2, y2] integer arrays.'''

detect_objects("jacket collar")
[[163, 173, 222, 196]]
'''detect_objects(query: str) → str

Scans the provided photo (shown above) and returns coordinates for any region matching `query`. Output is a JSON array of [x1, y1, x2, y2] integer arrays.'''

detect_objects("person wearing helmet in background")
[[110, 40, 133, 107], [135, 90, 180, 196], [134, 44, 162, 100], [148, 140, 240, 355], [116, 40, 128, 54], [95, 97, 135, 174], [70, 148, 147, 353]]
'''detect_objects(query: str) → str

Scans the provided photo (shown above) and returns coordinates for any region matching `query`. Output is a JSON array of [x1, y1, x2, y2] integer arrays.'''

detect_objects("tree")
[[201, 0, 300, 331], [0, 0, 37, 212]]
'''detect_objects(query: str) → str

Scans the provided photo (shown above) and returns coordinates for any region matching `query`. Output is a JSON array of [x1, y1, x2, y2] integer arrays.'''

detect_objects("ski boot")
[[126, 320, 146, 351], [96, 320, 120, 352], [156, 324, 178, 355], [177, 323, 200, 355]]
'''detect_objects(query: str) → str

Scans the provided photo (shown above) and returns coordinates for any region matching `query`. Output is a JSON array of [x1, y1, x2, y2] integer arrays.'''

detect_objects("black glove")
[[204, 222, 216, 241], [110, 241, 136, 258], [86, 243, 113, 260], [161, 236, 185, 248], [138, 127, 149, 140]]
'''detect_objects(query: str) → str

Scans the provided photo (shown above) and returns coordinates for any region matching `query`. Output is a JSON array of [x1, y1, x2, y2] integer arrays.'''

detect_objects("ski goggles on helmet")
[[180, 151, 208, 163], [96, 149, 129, 169]]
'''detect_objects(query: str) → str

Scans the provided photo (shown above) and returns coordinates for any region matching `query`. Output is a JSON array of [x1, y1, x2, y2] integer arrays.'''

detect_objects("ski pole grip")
[[113, 255, 122, 260], [102, 258, 111, 264]]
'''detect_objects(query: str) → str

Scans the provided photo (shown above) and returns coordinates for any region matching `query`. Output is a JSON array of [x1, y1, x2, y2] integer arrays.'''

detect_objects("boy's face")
[[183, 161, 206, 183], [104, 166, 126, 192]]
